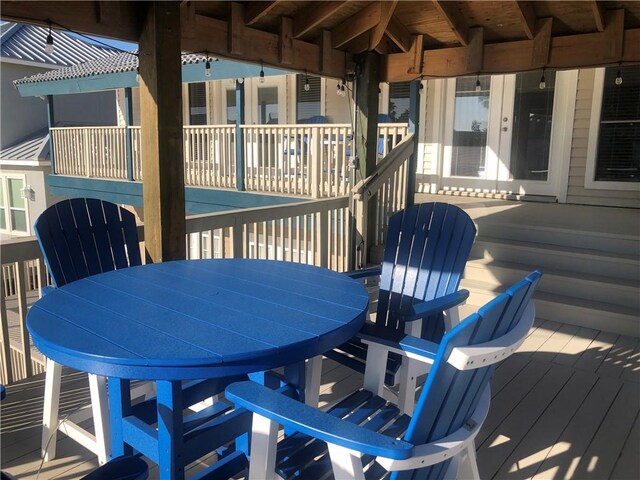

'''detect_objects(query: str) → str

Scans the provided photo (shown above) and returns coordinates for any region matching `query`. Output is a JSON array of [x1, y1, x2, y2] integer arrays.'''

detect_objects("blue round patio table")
[[27, 259, 369, 479]]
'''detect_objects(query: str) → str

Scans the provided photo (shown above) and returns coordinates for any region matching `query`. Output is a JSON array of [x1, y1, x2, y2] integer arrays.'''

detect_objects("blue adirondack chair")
[[322, 202, 476, 413], [34, 198, 148, 465], [227, 271, 542, 480]]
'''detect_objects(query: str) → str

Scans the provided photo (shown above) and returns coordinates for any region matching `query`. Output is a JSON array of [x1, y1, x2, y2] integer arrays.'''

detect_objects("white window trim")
[[0, 174, 30, 236], [585, 68, 640, 191]]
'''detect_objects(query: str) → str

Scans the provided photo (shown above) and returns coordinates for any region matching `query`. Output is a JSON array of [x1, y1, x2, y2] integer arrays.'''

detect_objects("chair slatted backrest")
[[377, 203, 476, 340], [393, 271, 541, 480], [34, 198, 142, 288]]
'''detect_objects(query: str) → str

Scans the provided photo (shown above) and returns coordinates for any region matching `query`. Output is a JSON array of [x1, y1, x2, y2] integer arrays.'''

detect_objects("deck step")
[[464, 257, 640, 310], [475, 222, 639, 256], [461, 278, 640, 337], [471, 237, 640, 281]]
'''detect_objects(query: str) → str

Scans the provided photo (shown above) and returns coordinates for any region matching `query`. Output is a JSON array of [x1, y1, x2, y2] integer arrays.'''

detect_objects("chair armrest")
[[226, 381, 414, 460], [344, 267, 382, 280], [400, 290, 469, 322], [41, 286, 55, 297]]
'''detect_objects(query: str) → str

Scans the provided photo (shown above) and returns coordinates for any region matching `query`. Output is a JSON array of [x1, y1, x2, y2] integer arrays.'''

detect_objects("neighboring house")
[[0, 22, 119, 239]]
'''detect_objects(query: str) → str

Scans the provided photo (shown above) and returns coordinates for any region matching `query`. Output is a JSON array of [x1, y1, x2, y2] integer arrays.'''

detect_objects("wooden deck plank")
[[596, 335, 639, 379], [492, 369, 598, 479], [477, 359, 552, 446], [572, 330, 619, 373], [620, 342, 640, 383], [552, 326, 600, 367], [571, 381, 640, 479], [532, 323, 580, 363], [610, 412, 640, 480], [491, 354, 531, 396], [517, 320, 563, 356], [531, 376, 623, 480], [477, 363, 574, 479]]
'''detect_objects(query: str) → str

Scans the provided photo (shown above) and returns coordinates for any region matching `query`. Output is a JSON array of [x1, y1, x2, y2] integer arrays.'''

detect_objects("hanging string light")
[[204, 56, 212, 77], [45, 24, 54, 54], [336, 80, 342, 96], [475, 74, 481, 92], [615, 66, 623, 86], [304, 70, 310, 91], [259, 61, 265, 83], [539, 68, 546, 90]]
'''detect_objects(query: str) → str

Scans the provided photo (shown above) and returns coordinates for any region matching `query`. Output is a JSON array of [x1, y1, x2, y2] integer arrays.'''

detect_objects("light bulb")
[[539, 75, 546, 90], [341, 83, 346, 96], [205, 60, 212, 77], [475, 79, 481, 92], [304, 77, 310, 92], [136, 67, 140, 84], [259, 69, 265, 83], [337, 83, 342, 96], [45, 33, 54, 54], [615, 70, 623, 86]]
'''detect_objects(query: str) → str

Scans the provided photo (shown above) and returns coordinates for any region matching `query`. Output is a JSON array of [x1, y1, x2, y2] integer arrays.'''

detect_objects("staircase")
[[417, 194, 640, 337]]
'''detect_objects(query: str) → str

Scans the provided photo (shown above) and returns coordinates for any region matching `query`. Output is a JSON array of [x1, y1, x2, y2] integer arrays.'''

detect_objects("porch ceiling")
[[1, 1, 639, 82]]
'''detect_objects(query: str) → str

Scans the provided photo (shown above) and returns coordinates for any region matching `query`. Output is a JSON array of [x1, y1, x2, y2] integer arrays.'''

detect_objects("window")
[[0, 175, 28, 234], [296, 74, 321, 123], [594, 66, 639, 182], [226, 89, 236, 124], [587, 66, 640, 189], [188, 83, 207, 125], [388, 82, 411, 123], [258, 86, 279, 124]]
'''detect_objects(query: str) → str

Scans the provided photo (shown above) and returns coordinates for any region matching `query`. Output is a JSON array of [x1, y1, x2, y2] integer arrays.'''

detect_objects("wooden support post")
[[138, 2, 185, 263], [406, 80, 420, 210], [124, 87, 135, 181], [46, 95, 55, 174], [352, 52, 380, 268], [235, 79, 245, 191]]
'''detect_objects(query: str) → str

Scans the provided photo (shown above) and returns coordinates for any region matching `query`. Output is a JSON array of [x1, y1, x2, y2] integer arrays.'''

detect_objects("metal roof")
[[0, 130, 50, 165], [1, 22, 118, 67], [14, 51, 210, 85]]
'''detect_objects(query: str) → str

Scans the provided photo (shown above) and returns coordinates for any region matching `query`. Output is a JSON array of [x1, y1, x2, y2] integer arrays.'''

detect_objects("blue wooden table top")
[[27, 259, 369, 381]]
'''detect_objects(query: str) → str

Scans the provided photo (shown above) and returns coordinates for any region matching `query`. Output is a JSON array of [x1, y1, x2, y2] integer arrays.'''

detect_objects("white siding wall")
[[566, 69, 640, 208]]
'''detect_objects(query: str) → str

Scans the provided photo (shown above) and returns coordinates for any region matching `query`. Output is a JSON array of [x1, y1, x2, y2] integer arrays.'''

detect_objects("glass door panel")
[[451, 76, 491, 177], [258, 86, 279, 124], [508, 71, 556, 181]]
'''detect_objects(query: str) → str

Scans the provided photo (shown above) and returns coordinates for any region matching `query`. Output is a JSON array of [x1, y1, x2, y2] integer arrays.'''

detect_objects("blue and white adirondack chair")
[[322, 203, 476, 413], [227, 271, 541, 480], [34, 198, 148, 464]]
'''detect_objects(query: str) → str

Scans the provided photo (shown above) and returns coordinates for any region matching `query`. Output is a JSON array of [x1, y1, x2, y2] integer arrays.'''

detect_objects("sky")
[[67, 32, 137, 53]]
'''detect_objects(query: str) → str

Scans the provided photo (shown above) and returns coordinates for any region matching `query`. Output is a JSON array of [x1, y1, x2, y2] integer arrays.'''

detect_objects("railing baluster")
[[14, 262, 32, 378]]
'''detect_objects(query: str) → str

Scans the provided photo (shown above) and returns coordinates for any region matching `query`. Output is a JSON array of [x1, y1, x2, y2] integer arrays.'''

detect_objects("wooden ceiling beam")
[[431, 0, 469, 46], [332, 2, 381, 48], [465, 27, 483, 73], [386, 14, 413, 52], [591, 0, 606, 32], [383, 25, 640, 81], [512, 1, 537, 39], [180, 1, 196, 39], [531, 17, 552, 67], [228, 2, 245, 55], [0, 0, 141, 42], [293, 1, 347, 39], [184, 13, 347, 79], [279, 17, 293, 65], [369, 1, 397, 51], [603, 9, 624, 60], [244, 1, 279, 26], [407, 34, 424, 75]]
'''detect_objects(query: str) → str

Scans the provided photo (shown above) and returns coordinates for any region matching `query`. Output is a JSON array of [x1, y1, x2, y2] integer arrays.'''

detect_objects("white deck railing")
[[50, 123, 408, 198]]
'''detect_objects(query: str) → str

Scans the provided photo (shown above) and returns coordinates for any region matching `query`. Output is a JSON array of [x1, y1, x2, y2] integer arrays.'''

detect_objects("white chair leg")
[[42, 358, 62, 461], [305, 356, 322, 406], [248, 413, 279, 480], [88, 374, 111, 465], [457, 442, 480, 480], [328, 443, 365, 480], [398, 358, 420, 415]]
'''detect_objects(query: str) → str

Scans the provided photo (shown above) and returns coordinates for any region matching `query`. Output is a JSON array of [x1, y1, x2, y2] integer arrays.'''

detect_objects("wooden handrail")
[[351, 133, 414, 200]]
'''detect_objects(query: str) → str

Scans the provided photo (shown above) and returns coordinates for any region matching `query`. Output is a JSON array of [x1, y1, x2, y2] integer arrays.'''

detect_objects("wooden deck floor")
[[1, 318, 639, 479]]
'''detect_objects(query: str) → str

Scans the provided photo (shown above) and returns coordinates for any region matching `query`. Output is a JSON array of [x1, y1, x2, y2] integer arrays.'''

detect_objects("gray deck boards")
[[1, 321, 639, 479]]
